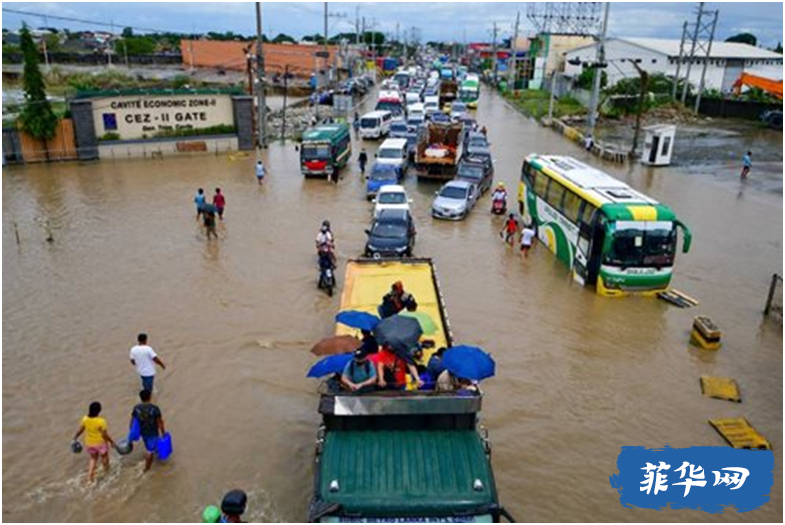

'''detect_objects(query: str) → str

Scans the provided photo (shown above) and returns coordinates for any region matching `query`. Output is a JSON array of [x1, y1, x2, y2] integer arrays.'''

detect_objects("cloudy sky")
[[2, 2, 783, 48]]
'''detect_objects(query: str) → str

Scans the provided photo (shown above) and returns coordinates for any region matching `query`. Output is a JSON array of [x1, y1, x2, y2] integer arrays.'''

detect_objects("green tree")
[[725, 33, 757, 46], [575, 67, 607, 90], [18, 24, 58, 151], [122, 27, 134, 38], [44, 33, 61, 53], [272, 33, 296, 44], [114, 36, 156, 56], [775, 42, 782, 54]]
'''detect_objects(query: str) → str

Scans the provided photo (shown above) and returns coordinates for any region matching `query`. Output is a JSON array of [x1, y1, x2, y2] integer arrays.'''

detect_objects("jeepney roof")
[[318, 430, 497, 517], [302, 124, 349, 143]]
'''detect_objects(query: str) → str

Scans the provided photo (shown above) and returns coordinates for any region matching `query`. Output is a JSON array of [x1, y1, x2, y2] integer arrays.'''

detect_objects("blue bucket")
[[127, 417, 141, 442], [157, 432, 173, 461]]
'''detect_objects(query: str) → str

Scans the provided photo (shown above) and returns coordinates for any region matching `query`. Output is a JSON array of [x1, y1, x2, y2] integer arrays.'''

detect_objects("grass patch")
[[506, 89, 586, 120]]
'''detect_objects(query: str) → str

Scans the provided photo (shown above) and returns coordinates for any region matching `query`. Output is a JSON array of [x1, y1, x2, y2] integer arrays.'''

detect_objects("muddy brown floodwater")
[[3, 87, 782, 522]]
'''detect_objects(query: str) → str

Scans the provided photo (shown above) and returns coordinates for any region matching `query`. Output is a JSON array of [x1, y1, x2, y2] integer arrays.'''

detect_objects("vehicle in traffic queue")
[[424, 95, 440, 116], [430, 111, 451, 124], [450, 101, 469, 121], [372, 184, 412, 218], [375, 137, 409, 175], [300, 123, 352, 178], [432, 180, 478, 220], [456, 155, 494, 196], [364, 209, 416, 258], [389, 120, 409, 139], [404, 125, 425, 162], [365, 163, 403, 200], [459, 75, 481, 108], [375, 90, 405, 120], [359, 110, 393, 140]]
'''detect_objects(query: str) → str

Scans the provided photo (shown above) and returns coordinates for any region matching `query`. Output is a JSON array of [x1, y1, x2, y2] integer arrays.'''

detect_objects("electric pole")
[[509, 11, 520, 90], [693, 8, 719, 112], [255, 2, 267, 148], [586, 2, 610, 137], [493, 22, 499, 87], [672, 21, 688, 100], [324, 2, 330, 86], [680, 2, 705, 104]]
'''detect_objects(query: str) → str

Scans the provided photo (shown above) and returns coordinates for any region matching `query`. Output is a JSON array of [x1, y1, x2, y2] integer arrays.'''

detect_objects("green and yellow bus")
[[518, 154, 692, 297], [300, 123, 352, 178], [459, 75, 480, 108]]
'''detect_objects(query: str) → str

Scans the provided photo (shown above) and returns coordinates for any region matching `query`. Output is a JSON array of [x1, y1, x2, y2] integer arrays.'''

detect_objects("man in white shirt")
[[129, 333, 166, 392], [520, 224, 536, 258]]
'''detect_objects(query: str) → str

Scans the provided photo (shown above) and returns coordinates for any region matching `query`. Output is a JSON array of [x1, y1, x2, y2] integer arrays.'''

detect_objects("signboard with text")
[[92, 94, 235, 140]]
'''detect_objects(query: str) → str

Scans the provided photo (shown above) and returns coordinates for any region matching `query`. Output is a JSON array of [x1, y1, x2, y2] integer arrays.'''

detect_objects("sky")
[[2, 2, 783, 48]]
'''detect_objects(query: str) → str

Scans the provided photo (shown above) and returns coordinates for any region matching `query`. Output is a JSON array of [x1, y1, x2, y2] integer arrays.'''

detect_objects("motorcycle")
[[317, 251, 336, 296], [491, 195, 507, 215]]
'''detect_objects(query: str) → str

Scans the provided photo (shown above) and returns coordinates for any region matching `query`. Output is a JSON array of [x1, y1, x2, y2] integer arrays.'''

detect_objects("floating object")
[[709, 417, 771, 450], [157, 432, 173, 460], [128, 416, 141, 442], [691, 316, 722, 350], [115, 439, 133, 455], [657, 288, 699, 308], [71, 440, 83, 454], [700, 376, 741, 403]]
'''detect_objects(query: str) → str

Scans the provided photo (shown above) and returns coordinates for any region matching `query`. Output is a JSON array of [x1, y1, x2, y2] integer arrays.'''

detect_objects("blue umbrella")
[[336, 310, 380, 331], [442, 345, 496, 381], [307, 353, 353, 378]]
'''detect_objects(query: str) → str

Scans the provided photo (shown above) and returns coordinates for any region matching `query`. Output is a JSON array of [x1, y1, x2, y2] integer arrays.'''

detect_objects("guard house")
[[642, 124, 676, 166]]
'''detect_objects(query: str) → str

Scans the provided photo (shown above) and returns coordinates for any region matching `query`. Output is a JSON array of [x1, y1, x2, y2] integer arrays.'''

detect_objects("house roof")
[[568, 37, 783, 60]]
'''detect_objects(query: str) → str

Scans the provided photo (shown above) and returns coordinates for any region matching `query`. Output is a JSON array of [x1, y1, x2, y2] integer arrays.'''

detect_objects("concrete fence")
[[550, 118, 628, 164]]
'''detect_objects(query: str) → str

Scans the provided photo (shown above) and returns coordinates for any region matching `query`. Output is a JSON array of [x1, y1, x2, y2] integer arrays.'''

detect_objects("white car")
[[375, 137, 409, 174], [373, 184, 412, 218]]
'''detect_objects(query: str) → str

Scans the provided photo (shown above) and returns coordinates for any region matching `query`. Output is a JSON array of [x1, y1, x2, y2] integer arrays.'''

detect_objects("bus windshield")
[[605, 221, 676, 268], [302, 144, 331, 160]]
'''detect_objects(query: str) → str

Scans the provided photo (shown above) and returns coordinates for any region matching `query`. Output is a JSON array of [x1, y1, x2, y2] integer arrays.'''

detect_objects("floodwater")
[[3, 87, 782, 522]]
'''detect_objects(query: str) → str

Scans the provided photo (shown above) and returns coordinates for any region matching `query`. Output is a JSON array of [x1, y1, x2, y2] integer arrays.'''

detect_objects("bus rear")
[[301, 124, 351, 178]]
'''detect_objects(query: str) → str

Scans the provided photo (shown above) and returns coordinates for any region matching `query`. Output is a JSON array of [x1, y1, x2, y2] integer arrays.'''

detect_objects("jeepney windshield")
[[302, 143, 331, 159], [604, 221, 676, 268]]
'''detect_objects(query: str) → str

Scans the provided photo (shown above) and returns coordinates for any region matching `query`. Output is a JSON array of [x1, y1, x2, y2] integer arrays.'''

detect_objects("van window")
[[361, 118, 379, 128]]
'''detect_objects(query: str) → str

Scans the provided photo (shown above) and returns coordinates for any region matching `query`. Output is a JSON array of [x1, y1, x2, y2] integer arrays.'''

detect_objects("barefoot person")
[[130, 333, 166, 392], [73, 401, 115, 483], [131, 389, 165, 472], [740, 151, 752, 179]]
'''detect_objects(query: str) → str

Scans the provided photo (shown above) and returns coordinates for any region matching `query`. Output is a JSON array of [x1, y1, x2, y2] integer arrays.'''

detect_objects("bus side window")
[[562, 190, 582, 223], [533, 171, 549, 198], [545, 180, 566, 211], [579, 201, 597, 228], [522, 163, 535, 187]]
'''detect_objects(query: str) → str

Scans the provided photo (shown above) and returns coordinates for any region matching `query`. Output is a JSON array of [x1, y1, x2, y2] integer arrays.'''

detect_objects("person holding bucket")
[[130, 389, 171, 471], [72, 401, 116, 483]]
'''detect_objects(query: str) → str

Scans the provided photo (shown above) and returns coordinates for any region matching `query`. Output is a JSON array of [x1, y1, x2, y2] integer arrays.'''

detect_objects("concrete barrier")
[[98, 135, 238, 160], [550, 118, 628, 164]]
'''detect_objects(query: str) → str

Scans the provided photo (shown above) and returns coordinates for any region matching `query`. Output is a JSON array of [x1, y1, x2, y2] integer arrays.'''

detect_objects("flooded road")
[[3, 87, 782, 522]]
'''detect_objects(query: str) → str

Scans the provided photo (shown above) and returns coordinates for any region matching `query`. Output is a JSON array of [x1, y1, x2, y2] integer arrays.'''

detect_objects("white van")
[[359, 110, 393, 140], [405, 91, 421, 107], [407, 102, 425, 120], [375, 137, 409, 174], [424, 95, 440, 115]]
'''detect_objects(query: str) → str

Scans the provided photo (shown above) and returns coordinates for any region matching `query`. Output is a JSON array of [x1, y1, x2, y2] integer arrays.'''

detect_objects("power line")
[[2, 7, 173, 34]]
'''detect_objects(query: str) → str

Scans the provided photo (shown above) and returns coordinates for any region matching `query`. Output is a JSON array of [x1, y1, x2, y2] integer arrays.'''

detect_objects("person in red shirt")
[[213, 188, 226, 220], [372, 345, 423, 390], [500, 213, 518, 245]]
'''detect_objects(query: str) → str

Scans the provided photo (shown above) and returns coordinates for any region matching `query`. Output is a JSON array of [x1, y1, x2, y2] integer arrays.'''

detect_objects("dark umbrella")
[[374, 315, 423, 359], [306, 353, 354, 378], [201, 203, 217, 214], [310, 335, 361, 356], [335, 310, 380, 331], [441, 345, 495, 381]]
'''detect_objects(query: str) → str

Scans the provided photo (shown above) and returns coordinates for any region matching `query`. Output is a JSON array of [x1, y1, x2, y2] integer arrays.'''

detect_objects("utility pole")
[[586, 2, 610, 137], [493, 22, 499, 87], [693, 9, 718, 112], [324, 2, 330, 86], [281, 64, 289, 140], [672, 21, 688, 100], [629, 60, 649, 156], [509, 11, 520, 90], [680, 2, 705, 104], [255, 2, 267, 148]]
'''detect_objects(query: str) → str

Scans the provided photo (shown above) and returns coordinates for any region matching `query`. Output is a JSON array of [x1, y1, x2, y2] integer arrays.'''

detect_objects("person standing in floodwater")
[[501, 213, 518, 246], [358, 149, 368, 175], [131, 389, 165, 472], [741, 151, 752, 179], [203, 207, 218, 239], [129, 333, 166, 392], [194, 188, 206, 220], [213, 188, 226, 219], [72, 401, 116, 484], [255, 160, 266, 186]]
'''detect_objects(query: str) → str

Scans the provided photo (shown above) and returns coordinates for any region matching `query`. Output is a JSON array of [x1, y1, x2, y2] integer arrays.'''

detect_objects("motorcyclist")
[[491, 182, 507, 211], [316, 220, 337, 267]]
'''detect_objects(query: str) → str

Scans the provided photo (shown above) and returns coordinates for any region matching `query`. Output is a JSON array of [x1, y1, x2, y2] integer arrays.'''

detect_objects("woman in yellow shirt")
[[73, 401, 116, 483]]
